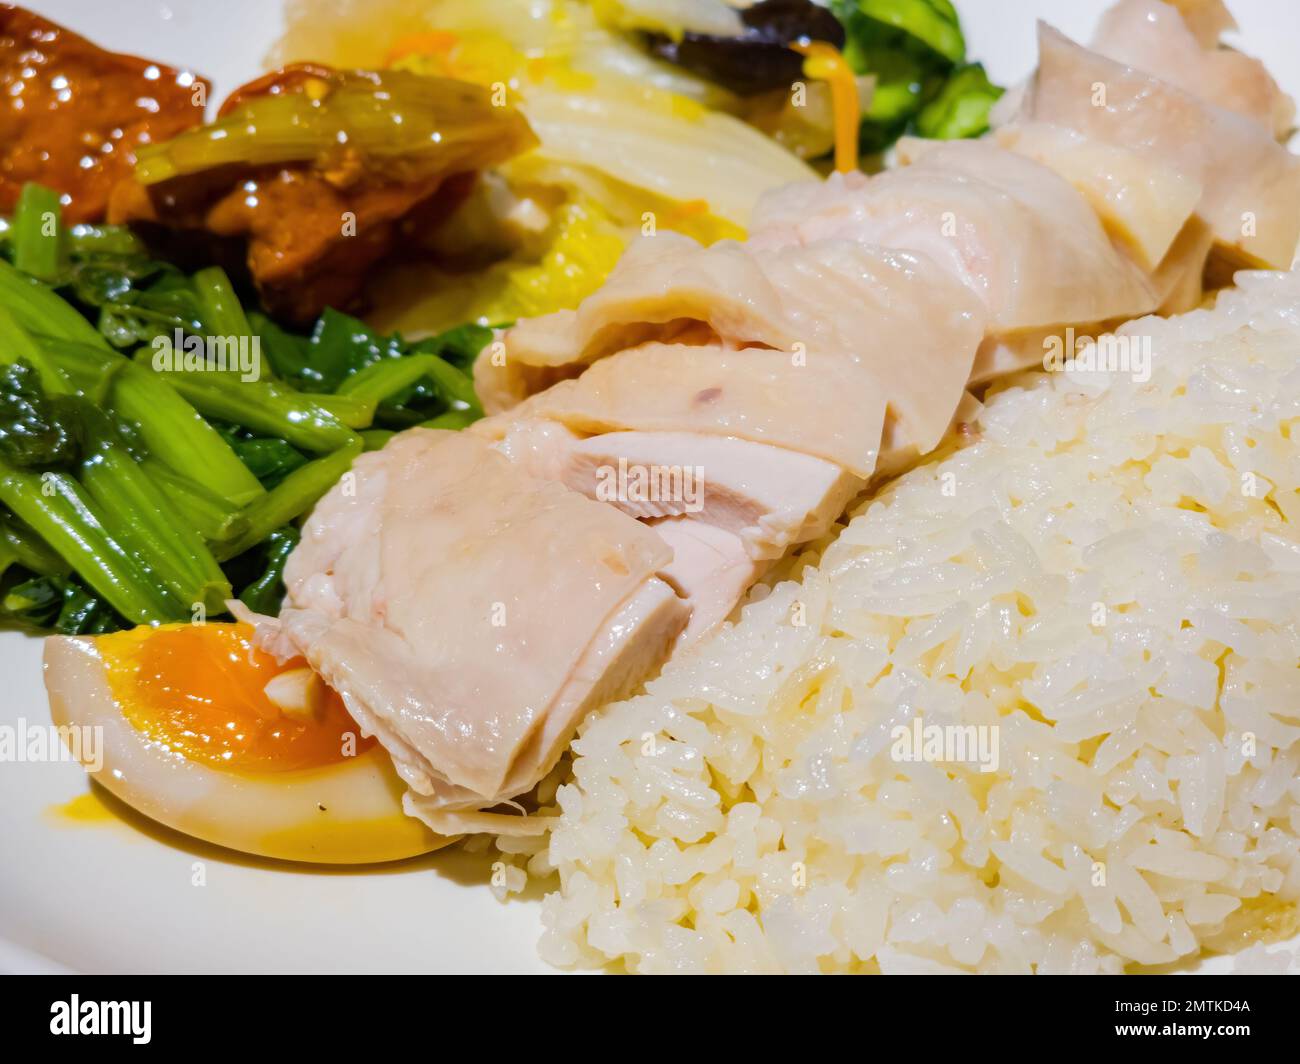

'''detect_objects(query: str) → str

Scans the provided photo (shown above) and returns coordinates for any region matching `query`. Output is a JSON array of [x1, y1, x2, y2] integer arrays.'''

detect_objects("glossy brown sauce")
[[0, 4, 208, 221]]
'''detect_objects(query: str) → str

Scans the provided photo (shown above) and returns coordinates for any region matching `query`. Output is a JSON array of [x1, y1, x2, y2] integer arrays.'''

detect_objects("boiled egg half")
[[44, 622, 449, 863]]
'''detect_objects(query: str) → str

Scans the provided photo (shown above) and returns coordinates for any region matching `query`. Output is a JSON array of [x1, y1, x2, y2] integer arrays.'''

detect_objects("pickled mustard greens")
[[134, 68, 538, 186], [0, 184, 485, 634]]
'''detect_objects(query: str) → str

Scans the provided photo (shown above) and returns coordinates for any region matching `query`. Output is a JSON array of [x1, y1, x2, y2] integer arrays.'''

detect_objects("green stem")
[[360, 429, 395, 451], [339, 353, 481, 413], [78, 407, 231, 613], [0, 304, 71, 395], [0, 517, 69, 577], [140, 460, 250, 544], [41, 338, 265, 506], [139, 355, 358, 454], [12, 183, 65, 282], [0, 259, 105, 347], [307, 392, 376, 428], [0, 462, 178, 624], [192, 266, 254, 341], [421, 409, 478, 431], [216, 439, 362, 562]]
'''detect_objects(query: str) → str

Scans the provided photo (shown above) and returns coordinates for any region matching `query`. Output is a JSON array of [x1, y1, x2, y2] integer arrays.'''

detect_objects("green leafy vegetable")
[[234, 527, 300, 616], [215, 427, 309, 490], [77, 403, 232, 614], [1, 572, 122, 635], [215, 440, 363, 563], [0, 361, 80, 469], [192, 266, 254, 340], [0, 184, 485, 635], [139, 460, 248, 544], [0, 515, 68, 578], [260, 307, 488, 427], [0, 461, 179, 624], [139, 355, 359, 455], [39, 338, 266, 507]]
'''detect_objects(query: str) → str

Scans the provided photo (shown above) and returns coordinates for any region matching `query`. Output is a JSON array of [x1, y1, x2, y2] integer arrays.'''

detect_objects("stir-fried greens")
[[0, 184, 485, 635]]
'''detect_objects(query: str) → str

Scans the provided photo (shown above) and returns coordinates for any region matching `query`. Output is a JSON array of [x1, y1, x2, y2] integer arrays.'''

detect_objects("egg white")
[[44, 635, 452, 864]]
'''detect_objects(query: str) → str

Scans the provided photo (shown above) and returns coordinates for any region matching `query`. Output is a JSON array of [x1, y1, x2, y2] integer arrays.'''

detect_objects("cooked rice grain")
[[540, 270, 1300, 974]]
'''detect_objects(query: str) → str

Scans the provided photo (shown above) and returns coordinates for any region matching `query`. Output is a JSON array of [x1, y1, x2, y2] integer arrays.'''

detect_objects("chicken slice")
[[1024, 23, 1300, 270], [1091, 0, 1294, 139], [751, 140, 1158, 333], [257, 429, 689, 821], [477, 233, 789, 413], [493, 419, 863, 559], [989, 124, 1201, 271], [480, 237, 985, 451], [969, 326, 1062, 386], [409, 574, 688, 833], [758, 241, 985, 454], [476, 339, 890, 476], [651, 516, 766, 646]]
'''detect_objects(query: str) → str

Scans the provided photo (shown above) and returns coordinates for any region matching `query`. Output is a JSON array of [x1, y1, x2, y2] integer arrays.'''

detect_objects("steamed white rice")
[[531, 270, 1300, 974]]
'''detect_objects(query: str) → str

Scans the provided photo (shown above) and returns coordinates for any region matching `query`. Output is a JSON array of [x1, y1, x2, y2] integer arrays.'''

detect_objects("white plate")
[[2, 0, 1297, 975]]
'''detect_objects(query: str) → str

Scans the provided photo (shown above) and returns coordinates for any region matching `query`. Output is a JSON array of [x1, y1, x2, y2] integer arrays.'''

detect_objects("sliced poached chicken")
[[492, 418, 862, 559], [651, 516, 768, 647], [1023, 22, 1300, 270], [480, 238, 986, 467], [488, 236, 982, 455], [988, 124, 1201, 272], [750, 139, 1158, 333], [475, 233, 788, 414], [1091, 0, 1294, 139], [249, 429, 690, 829]]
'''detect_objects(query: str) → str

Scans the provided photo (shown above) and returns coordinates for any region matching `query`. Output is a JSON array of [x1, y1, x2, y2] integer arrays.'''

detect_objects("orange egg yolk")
[[98, 623, 374, 773]]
